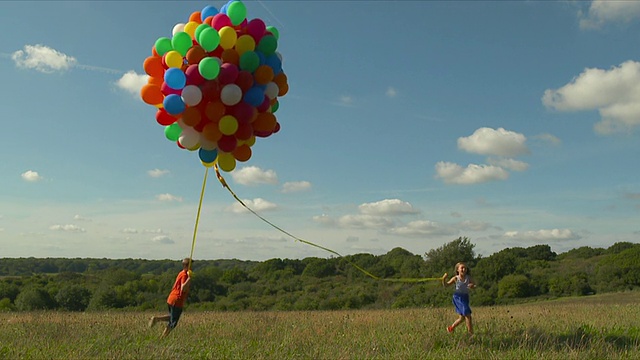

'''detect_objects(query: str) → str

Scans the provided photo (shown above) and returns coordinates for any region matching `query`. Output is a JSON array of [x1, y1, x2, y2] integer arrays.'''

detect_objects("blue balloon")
[[265, 54, 282, 74], [220, 3, 228, 14], [163, 94, 186, 115], [256, 51, 266, 65], [164, 68, 186, 90], [243, 86, 265, 107], [199, 148, 218, 163], [201, 5, 219, 21]]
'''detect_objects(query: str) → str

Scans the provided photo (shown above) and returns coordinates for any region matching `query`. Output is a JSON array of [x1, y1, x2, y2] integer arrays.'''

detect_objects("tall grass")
[[1, 292, 638, 359]]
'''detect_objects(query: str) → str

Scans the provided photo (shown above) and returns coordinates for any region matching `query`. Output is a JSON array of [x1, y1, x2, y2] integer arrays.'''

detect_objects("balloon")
[[220, 84, 242, 106], [257, 96, 271, 112], [230, 102, 255, 123], [143, 56, 164, 78], [198, 27, 220, 52], [239, 51, 259, 72], [257, 35, 277, 55], [163, 94, 186, 115], [265, 82, 279, 99], [198, 57, 220, 80], [185, 64, 205, 85], [235, 121, 253, 140], [221, 49, 239, 66], [164, 50, 184, 69], [227, 1, 247, 26], [271, 100, 279, 113], [233, 144, 252, 162], [181, 85, 203, 106], [164, 68, 186, 90], [218, 62, 239, 84], [202, 121, 223, 142], [141, 84, 164, 105], [186, 45, 206, 65], [246, 18, 266, 41], [219, 26, 238, 50], [189, 11, 202, 23], [243, 86, 264, 107], [235, 35, 256, 55], [265, 54, 282, 74], [218, 135, 237, 153], [156, 109, 177, 126], [201, 5, 219, 22], [165, 123, 182, 141], [184, 21, 200, 38], [205, 101, 226, 122], [179, 127, 201, 149], [172, 23, 186, 36], [211, 13, 232, 30], [266, 25, 279, 40], [217, 152, 236, 172], [253, 65, 274, 85], [219, 115, 239, 135], [235, 70, 254, 92], [154, 37, 173, 56], [253, 112, 276, 132], [172, 32, 192, 56], [198, 147, 218, 163], [181, 107, 201, 127], [161, 82, 181, 96]]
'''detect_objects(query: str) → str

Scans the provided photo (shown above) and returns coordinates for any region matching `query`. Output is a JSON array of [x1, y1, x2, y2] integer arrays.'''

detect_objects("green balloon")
[[195, 24, 211, 45], [257, 35, 277, 55], [239, 51, 259, 72], [227, 1, 247, 26], [198, 27, 220, 52], [199, 57, 220, 80], [154, 37, 173, 56], [266, 25, 279, 40], [165, 123, 182, 141], [271, 100, 279, 113], [172, 32, 192, 56]]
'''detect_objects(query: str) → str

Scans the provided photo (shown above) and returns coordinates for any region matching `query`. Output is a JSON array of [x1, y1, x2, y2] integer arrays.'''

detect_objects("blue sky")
[[1, 1, 639, 262]]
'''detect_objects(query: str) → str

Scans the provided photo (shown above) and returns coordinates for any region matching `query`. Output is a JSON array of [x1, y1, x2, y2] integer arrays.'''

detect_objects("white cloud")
[[232, 166, 278, 186], [579, 0, 640, 30], [122, 228, 138, 234], [386, 87, 398, 98], [73, 214, 91, 221], [337, 214, 395, 229], [148, 169, 170, 178], [312, 214, 335, 226], [388, 220, 457, 237], [358, 199, 419, 216], [534, 133, 562, 145], [21, 170, 43, 182], [152, 235, 174, 244], [227, 198, 277, 214], [49, 224, 85, 233], [487, 158, 529, 172], [435, 161, 509, 185], [116, 70, 148, 96], [281, 181, 311, 193], [502, 228, 581, 242], [12, 44, 77, 73], [456, 220, 493, 232], [542, 61, 640, 134], [156, 193, 183, 202], [340, 95, 354, 106], [458, 127, 529, 157]]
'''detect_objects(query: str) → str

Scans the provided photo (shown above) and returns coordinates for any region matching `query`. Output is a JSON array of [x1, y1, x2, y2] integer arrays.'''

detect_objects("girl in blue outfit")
[[442, 262, 476, 335]]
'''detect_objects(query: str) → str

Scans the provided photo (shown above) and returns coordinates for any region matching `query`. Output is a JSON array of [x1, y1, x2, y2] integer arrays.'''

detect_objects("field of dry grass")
[[1, 291, 639, 359]]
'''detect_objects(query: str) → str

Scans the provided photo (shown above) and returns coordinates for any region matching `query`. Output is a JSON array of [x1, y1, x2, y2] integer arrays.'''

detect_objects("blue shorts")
[[452, 293, 472, 316], [167, 304, 183, 329]]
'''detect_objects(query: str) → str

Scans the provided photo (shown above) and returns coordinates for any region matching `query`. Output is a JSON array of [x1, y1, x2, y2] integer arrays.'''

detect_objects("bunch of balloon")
[[140, 1, 288, 172]]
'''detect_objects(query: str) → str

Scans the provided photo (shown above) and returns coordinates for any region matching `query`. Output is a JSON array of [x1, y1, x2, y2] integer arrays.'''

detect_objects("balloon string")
[[213, 164, 445, 284], [189, 167, 209, 271]]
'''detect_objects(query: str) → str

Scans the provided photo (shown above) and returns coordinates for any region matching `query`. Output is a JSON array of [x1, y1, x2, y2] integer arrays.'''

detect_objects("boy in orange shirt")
[[149, 258, 192, 338]]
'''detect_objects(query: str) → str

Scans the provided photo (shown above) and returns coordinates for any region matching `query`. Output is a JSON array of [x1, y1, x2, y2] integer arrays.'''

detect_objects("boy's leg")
[[149, 315, 170, 327]]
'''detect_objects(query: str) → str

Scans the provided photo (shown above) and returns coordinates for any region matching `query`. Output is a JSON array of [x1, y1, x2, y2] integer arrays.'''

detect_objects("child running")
[[442, 262, 476, 335]]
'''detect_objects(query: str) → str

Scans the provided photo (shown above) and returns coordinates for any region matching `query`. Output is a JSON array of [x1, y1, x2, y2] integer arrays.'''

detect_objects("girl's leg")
[[451, 315, 464, 329], [465, 315, 473, 334], [149, 315, 170, 327]]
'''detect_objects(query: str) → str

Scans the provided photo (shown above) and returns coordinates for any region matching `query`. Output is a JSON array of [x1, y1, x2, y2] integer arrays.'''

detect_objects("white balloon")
[[179, 127, 200, 149], [265, 82, 279, 100], [172, 23, 186, 36], [199, 135, 218, 151], [220, 84, 242, 106], [181, 85, 203, 106]]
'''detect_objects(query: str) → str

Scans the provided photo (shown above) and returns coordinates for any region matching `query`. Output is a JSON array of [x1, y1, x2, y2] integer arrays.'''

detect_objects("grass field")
[[1, 292, 639, 359]]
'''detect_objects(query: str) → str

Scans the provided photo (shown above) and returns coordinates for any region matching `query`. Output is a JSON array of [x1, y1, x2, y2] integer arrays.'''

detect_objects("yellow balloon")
[[245, 135, 256, 147], [219, 26, 238, 50], [165, 50, 184, 68], [219, 115, 239, 135], [184, 21, 199, 39], [187, 270, 194, 277], [201, 160, 216, 168], [218, 152, 236, 172], [235, 35, 255, 55]]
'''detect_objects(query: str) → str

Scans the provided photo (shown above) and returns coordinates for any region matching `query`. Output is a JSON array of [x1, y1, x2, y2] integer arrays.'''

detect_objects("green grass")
[[1, 292, 639, 359]]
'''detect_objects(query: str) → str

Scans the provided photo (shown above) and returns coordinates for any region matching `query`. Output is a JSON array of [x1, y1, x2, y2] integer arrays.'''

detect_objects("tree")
[[15, 287, 56, 310], [424, 237, 476, 276], [55, 285, 91, 311], [498, 274, 532, 299]]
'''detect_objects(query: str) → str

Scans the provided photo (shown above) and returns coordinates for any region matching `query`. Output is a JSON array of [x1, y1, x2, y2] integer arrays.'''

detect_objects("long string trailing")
[[188, 166, 209, 272], [213, 164, 445, 283]]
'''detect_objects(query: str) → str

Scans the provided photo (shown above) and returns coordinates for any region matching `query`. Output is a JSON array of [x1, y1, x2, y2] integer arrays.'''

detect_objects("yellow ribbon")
[[188, 166, 209, 272], [213, 164, 444, 283]]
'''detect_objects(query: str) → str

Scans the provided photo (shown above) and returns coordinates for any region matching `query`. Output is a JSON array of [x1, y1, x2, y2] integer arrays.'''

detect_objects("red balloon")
[[161, 82, 181, 95], [156, 109, 177, 126], [235, 71, 254, 92], [185, 65, 205, 86], [235, 121, 253, 140], [218, 135, 237, 152], [230, 102, 255, 123]]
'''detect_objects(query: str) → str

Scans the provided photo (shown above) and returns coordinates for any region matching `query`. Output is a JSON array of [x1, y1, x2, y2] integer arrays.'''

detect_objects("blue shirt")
[[455, 276, 470, 294]]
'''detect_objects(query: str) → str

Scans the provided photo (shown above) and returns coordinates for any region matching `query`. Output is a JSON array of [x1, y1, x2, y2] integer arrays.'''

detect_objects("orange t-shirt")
[[167, 270, 189, 307]]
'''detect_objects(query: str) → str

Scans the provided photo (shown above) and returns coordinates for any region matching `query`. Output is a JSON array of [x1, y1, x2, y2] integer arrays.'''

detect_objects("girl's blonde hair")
[[455, 262, 470, 275]]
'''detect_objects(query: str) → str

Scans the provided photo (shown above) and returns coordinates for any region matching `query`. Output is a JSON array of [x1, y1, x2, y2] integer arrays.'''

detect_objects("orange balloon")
[[186, 45, 206, 65], [140, 84, 164, 105], [152, 46, 159, 57], [181, 107, 202, 127], [233, 144, 252, 162], [253, 112, 277, 132], [278, 83, 289, 96], [253, 65, 274, 85], [189, 11, 202, 23], [147, 76, 163, 86], [221, 49, 239, 66], [202, 122, 223, 142], [205, 101, 226, 122], [273, 72, 288, 88], [143, 56, 164, 78]]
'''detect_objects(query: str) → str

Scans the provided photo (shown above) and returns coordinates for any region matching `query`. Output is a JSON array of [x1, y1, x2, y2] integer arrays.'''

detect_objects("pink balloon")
[[211, 13, 232, 30], [218, 63, 239, 85], [185, 65, 205, 86], [161, 82, 181, 95], [246, 18, 266, 42], [257, 96, 270, 112], [230, 102, 255, 123]]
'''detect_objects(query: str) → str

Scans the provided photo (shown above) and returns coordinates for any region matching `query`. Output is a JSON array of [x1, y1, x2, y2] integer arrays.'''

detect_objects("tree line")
[[1, 237, 639, 312]]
